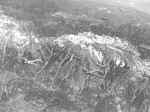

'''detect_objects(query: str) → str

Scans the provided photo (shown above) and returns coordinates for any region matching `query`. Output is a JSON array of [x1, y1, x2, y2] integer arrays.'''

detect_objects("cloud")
[[117, 1, 122, 4], [130, 2, 135, 6]]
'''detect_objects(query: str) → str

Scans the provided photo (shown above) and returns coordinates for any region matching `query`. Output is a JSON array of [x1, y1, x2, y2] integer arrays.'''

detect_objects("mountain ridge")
[[0, 1, 150, 112]]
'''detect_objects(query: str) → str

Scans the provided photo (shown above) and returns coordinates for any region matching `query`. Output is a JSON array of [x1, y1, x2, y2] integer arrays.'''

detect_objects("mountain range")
[[0, 0, 150, 112]]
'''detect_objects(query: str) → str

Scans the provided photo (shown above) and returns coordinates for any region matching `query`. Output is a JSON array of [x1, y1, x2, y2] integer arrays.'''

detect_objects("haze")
[[83, 0, 150, 14]]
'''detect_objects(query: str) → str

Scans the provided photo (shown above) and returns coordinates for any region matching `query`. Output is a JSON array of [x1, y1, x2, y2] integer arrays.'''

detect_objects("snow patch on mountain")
[[55, 32, 150, 77], [0, 13, 40, 54]]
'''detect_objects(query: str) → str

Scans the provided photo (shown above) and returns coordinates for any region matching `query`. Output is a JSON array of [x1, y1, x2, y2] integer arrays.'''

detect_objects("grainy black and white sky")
[[88, 0, 150, 14]]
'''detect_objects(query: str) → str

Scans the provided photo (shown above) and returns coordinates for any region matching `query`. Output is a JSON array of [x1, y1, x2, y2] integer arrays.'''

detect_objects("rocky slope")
[[0, 1, 150, 112]]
